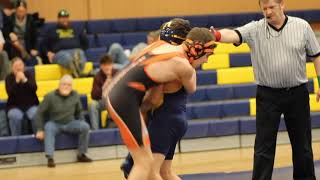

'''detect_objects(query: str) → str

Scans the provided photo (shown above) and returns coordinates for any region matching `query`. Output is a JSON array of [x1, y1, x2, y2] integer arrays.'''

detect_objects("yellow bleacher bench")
[[215, 43, 250, 54], [36, 80, 60, 97], [249, 98, 256, 116], [35, 64, 63, 81], [202, 54, 230, 70], [0, 82, 7, 100], [73, 78, 94, 95], [101, 110, 108, 128], [217, 66, 255, 84], [35, 62, 93, 81], [306, 62, 316, 79], [309, 94, 320, 112]]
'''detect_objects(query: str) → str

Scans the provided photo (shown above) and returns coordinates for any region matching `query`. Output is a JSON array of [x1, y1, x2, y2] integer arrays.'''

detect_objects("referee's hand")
[[316, 89, 320, 102]]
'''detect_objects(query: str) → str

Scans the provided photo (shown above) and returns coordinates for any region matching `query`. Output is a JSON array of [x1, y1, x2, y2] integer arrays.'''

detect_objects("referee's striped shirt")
[[235, 16, 320, 88]]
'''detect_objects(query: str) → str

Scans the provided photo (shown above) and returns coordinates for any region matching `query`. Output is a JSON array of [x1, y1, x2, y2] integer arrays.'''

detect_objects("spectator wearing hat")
[[43, 9, 88, 78]]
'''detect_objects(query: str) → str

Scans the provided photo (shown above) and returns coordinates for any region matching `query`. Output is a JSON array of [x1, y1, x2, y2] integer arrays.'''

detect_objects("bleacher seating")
[[196, 71, 217, 85], [1, 10, 320, 162], [86, 47, 107, 63], [97, 33, 123, 48], [229, 53, 252, 67], [1, 112, 320, 156]]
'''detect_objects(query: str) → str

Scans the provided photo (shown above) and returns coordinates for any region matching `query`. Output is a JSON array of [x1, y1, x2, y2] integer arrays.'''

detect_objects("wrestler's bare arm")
[[141, 85, 164, 114], [175, 58, 197, 94]]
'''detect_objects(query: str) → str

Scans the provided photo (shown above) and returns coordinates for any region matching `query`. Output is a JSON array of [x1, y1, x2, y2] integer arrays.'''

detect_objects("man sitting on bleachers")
[[35, 75, 92, 168], [88, 54, 116, 130], [43, 9, 88, 78], [5, 57, 38, 136]]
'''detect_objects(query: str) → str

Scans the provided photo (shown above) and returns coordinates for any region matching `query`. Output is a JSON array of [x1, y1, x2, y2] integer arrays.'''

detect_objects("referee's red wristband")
[[214, 30, 221, 42]]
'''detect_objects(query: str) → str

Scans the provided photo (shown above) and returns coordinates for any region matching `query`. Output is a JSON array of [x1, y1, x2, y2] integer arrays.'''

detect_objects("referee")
[[211, 0, 320, 179]]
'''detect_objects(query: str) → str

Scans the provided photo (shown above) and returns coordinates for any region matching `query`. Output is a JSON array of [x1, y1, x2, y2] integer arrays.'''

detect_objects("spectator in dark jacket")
[[89, 54, 116, 130], [2, 0, 43, 66], [43, 9, 88, 78], [5, 57, 38, 135]]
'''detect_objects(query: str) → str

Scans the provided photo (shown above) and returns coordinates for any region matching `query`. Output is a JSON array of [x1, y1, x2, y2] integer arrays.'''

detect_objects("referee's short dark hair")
[[99, 54, 113, 65]]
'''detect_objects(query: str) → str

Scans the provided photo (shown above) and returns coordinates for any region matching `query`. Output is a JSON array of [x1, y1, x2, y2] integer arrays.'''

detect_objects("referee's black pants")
[[252, 84, 316, 180]]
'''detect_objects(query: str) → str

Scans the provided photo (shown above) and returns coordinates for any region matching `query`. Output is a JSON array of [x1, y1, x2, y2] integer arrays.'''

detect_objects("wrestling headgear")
[[160, 21, 189, 45], [183, 39, 216, 63]]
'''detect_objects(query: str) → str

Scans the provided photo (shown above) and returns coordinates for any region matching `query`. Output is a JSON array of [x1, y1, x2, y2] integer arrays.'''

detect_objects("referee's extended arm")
[[210, 27, 240, 44]]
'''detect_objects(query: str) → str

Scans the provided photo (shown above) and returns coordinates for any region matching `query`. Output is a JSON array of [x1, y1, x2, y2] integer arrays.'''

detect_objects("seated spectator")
[[35, 75, 92, 168], [0, 29, 10, 80], [89, 54, 116, 130], [108, 30, 160, 69], [2, 0, 44, 66], [43, 9, 88, 78], [5, 57, 38, 135]]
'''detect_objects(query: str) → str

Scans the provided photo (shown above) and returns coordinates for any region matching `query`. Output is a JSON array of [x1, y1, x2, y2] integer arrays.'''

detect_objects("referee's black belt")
[[258, 83, 307, 92]]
